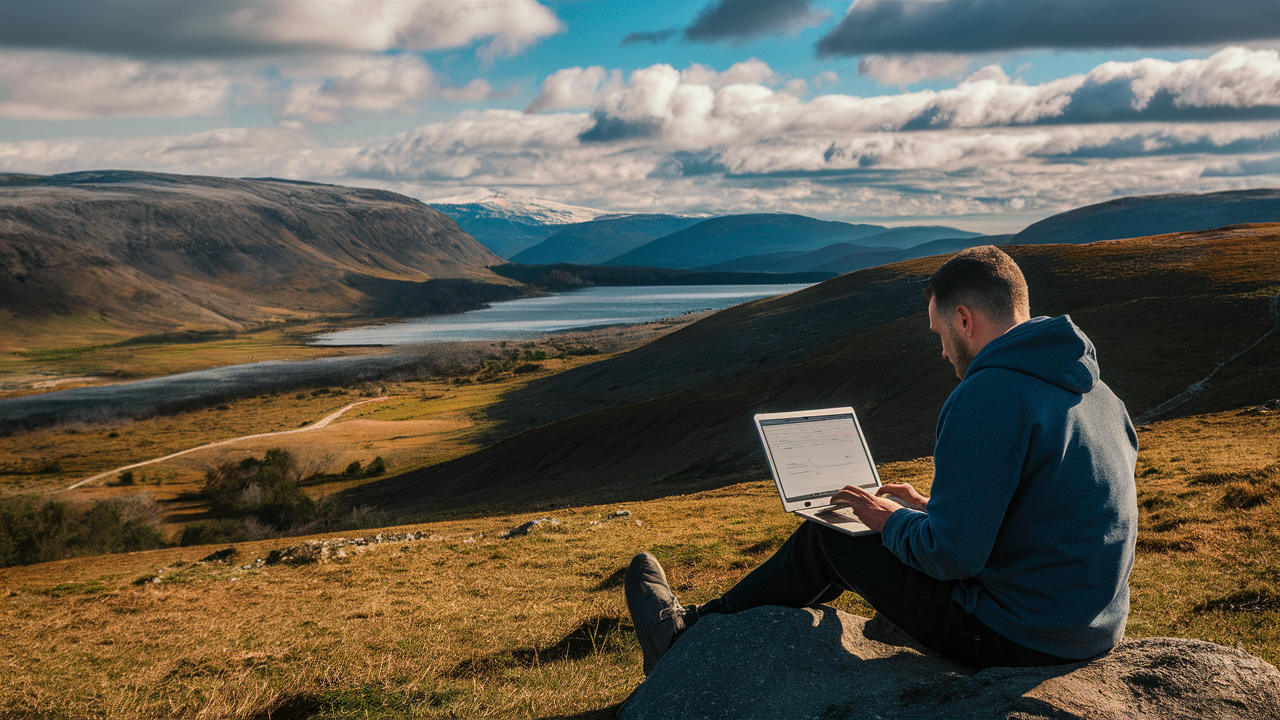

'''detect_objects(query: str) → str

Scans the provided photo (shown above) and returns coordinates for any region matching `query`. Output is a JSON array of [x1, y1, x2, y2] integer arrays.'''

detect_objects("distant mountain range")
[[429, 192, 607, 258], [510, 214, 702, 265], [1011, 188, 1280, 245], [0, 171, 507, 347], [435, 199, 987, 272]]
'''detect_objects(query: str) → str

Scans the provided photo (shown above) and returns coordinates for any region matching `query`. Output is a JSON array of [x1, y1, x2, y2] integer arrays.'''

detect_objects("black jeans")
[[698, 521, 1078, 669]]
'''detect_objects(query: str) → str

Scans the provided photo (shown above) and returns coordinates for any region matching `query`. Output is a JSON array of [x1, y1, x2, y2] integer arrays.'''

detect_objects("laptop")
[[753, 407, 901, 537]]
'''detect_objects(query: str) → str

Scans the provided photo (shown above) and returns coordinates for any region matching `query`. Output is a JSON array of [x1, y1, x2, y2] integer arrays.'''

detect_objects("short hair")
[[923, 245, 1029, 323]]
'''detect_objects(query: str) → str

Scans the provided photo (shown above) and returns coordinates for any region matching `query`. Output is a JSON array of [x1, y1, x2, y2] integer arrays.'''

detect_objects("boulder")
[[619, 606, 1280, 719]]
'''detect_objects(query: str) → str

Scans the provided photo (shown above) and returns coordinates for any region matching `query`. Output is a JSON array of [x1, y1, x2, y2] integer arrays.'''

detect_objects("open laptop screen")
[[758, 411, 878, 503]]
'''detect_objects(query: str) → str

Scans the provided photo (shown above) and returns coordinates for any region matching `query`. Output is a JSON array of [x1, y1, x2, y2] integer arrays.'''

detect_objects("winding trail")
[[62, 396, 389, 491], [1135, 296, 1280, 424]]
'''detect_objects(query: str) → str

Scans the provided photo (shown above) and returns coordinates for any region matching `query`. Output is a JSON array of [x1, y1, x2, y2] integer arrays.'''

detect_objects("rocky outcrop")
[[620, 606, 1280, 720]]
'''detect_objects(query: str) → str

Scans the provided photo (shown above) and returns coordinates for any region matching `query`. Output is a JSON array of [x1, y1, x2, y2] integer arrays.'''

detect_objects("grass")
[[0, 325, 386, 397], [0, 406, 1276, 718]]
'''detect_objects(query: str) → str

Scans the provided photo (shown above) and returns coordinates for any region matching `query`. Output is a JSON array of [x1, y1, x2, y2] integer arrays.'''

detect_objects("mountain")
[[603, 214, 891, 269], [849, 225, 983, 249], [702, 234, 1007, 274], [343, 224, 1280, 513], [430, 192, 607, 258], [510, 214, 703, 265], [0, 171, 508, 347], [1011, 189, 1280, 245]]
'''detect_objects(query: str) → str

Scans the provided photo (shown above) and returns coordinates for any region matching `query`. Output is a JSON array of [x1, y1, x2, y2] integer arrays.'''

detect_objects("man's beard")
[[947, 324, 976, 379]]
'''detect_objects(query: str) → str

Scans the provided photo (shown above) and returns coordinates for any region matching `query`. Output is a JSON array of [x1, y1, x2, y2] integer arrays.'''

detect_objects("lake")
[[1, 283, 809, 427], [311, 284, 810, 345]]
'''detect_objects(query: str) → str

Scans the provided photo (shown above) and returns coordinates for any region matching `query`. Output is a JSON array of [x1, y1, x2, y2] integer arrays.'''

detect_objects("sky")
[[2, 1, 1280, 233]]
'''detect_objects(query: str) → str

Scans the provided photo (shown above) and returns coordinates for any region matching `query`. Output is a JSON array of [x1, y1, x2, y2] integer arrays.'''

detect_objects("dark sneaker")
[[625, 552, 687, 675]]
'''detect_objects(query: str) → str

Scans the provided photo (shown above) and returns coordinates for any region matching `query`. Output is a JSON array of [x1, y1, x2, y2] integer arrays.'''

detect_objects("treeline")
[[0, 449, 387, 568], [488, 263, 835, 290]]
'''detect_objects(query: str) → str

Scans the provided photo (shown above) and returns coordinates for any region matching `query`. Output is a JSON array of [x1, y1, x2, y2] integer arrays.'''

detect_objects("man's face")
[[928, 297, 975, 380]]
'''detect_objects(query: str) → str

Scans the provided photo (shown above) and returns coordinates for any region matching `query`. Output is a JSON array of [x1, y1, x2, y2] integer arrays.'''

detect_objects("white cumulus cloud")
[[0, 51, 231, 119]]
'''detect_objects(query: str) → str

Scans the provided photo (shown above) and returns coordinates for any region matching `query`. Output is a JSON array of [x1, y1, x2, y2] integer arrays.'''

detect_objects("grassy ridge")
[[0, 407, 1276, 718]]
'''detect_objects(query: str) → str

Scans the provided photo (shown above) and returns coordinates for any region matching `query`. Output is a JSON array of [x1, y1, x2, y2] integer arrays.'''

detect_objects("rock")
[[502, 517, 561, 538], [619, 606, 1280, 720], [614, 510, 633, 517], [265, 541, 326, 566], [1240, 399, 1280, 415], [199, 548, 237, 563]]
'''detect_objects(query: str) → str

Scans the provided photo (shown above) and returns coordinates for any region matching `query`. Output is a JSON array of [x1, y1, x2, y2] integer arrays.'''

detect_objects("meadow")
[[0, 404, 1276, 719]]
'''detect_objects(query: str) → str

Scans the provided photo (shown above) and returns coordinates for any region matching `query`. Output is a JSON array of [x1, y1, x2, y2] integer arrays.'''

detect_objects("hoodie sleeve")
[[880, 414, 1024, 581]]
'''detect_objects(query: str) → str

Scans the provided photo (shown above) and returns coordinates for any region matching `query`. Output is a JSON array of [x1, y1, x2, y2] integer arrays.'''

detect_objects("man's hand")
[[830, 485, 905, 533], [876, 483, 928, 512]]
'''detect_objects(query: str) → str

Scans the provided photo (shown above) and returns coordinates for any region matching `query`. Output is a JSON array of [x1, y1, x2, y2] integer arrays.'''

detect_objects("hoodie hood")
[[965, 315, 1098, 394]]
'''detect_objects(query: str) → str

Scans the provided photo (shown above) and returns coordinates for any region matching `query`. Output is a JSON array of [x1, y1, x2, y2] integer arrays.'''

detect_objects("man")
[[625, 245, 1138, 673]]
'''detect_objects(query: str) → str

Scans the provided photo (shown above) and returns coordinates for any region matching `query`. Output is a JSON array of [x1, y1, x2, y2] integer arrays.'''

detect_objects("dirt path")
[[61, 396, 389, 491]]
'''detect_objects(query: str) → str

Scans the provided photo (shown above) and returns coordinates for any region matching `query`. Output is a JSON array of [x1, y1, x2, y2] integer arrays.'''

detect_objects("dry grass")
[[0, 406, 1276, 719]]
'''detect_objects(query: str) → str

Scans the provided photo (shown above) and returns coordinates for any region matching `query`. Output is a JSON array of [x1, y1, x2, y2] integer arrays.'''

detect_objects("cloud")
[[621, 29, 678, 46], [277, 54, 437, 122], [0, 0, 563, 59], [530, 49, 1280, 152], [525, 66, 623, 113], [818, 0, 1280, 57], [813, 70, 839, 87], [0, 125, 354, 179], [858, 53, 972, 86], [329, 50, 1280, 222], [684, 0, 828, 43], [9, 50, 1280, 228], [439, 79, 497, 103], [0, 51, 231, 119]]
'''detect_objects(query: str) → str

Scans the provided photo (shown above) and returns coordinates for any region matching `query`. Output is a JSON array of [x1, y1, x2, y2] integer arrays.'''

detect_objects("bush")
[[344, 460, 363, 476], [0, 494, 165, 568], [112, 470, 135, 486], [201, 449, 315, 531], [364, 456, 386, 477]]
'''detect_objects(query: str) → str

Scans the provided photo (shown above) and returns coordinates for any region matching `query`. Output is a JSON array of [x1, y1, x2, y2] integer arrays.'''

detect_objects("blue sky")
[[2, 0, 1280, 233]]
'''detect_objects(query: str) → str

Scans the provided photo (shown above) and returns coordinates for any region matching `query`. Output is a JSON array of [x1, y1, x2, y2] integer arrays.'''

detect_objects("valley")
[[2, 172, 1279, 719]]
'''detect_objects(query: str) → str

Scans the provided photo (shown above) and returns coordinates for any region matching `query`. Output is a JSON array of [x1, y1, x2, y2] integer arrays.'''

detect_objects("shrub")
[[0, 494, 165, 567], [113, 470, 135, 486], [201, 449, 315, 531], [364, 457, 386, 477], [344, 460, 363, 476]]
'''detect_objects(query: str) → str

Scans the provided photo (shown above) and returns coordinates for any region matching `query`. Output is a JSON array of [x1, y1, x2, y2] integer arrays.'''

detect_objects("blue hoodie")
[[880, 315, 1138, 659]]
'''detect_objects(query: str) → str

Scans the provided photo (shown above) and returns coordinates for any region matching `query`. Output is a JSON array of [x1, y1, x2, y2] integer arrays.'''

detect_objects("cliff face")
[[0, 171, 506, 338]]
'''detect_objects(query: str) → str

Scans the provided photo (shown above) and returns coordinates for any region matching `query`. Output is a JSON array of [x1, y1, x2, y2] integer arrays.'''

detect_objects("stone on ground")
[[619, 606, 1280, 719]]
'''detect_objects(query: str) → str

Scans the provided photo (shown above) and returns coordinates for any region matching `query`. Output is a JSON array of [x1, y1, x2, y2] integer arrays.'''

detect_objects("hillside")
[[345, 225, 1280, 514], [602, 214, 891, 269], [510, 214, 702, 265], [1012, 188, 1280, 245], [0, 171, 508, 348], [430, 192, 606, 258], [703, 233, 1004, 274]]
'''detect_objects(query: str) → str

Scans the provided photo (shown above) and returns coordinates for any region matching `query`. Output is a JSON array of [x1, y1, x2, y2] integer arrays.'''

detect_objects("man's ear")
[[953, 305, 975, 337]]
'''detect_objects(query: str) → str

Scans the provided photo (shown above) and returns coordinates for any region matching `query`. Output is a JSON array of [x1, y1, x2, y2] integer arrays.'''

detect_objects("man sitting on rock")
[[625, 245, 1138, 673]]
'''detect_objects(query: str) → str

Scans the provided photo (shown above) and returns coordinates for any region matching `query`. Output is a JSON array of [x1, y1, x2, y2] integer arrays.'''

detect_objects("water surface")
[[312, 284, 808, 345]]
